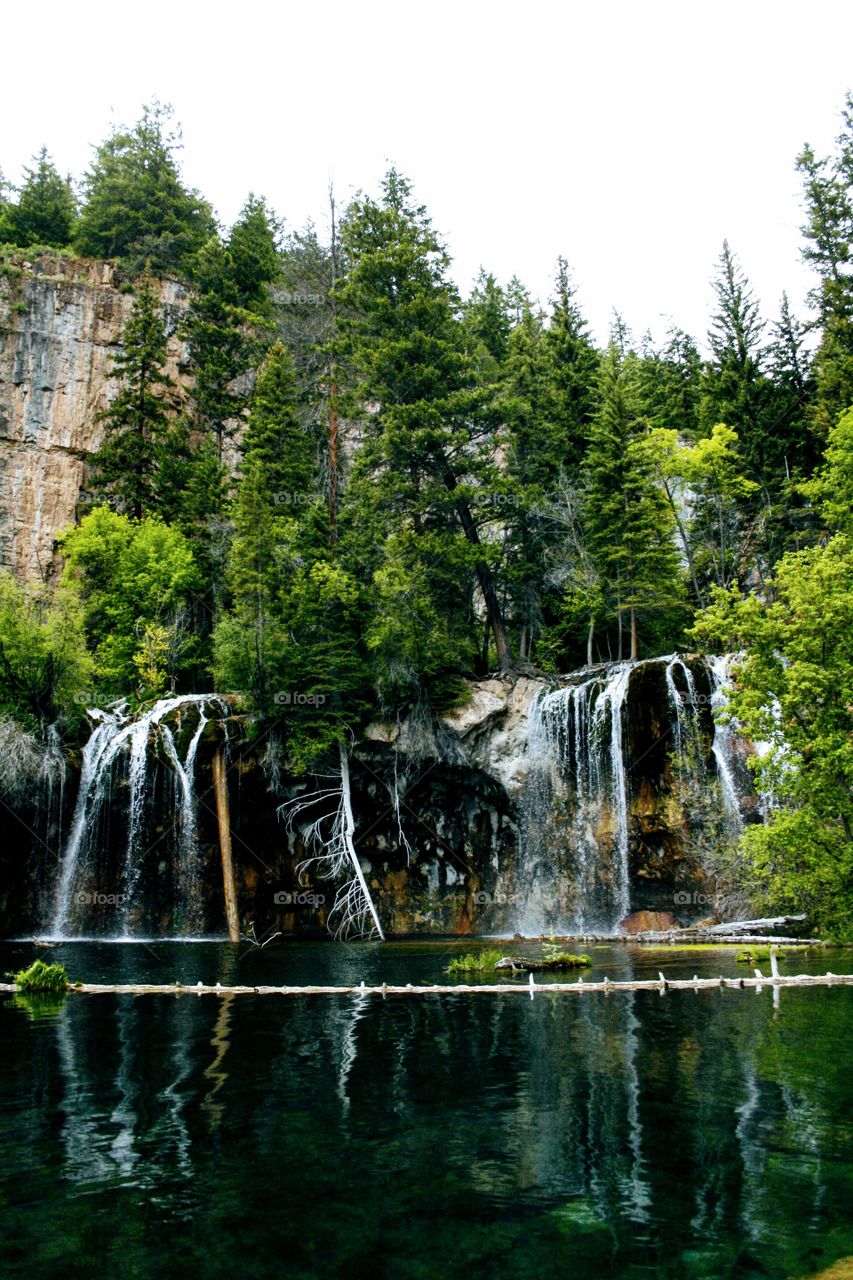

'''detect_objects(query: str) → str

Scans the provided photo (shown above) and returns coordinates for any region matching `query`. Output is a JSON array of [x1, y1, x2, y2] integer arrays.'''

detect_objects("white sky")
[[2, 0, 852, 346]]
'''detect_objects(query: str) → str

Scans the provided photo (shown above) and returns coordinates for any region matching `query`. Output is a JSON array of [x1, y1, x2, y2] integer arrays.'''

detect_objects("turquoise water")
[[1, 940, 852, 1279]]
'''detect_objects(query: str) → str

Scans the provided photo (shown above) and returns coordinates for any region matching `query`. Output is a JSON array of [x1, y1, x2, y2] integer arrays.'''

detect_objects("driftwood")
[[2, 970, 850, 998]]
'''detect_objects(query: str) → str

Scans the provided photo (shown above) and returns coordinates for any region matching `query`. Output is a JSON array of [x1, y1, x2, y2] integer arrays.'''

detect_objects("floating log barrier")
[[1, 971, 851, 999]]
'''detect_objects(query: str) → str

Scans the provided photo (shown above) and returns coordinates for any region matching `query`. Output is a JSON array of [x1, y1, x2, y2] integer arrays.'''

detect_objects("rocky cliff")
[[0, 254, 188, 580]]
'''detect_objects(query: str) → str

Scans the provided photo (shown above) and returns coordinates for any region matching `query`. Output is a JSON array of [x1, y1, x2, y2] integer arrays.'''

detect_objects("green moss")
[[539, 952, 592, 969], [735, 945, 806, 963]]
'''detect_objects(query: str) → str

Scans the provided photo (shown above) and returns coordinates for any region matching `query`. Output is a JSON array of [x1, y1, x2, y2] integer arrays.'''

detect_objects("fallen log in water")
[[1, 971, 851, 998]]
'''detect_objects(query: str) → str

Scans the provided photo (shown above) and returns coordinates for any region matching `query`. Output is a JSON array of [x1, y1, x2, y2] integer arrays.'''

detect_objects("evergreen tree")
[[335, 168, 513, 689], [183, 236, 265, 461], [796, 98, 853, 436], [75, 102, 215, 275], [636, 325, 702, 440], [543, 257, 599, 473], [92, 273, 175, 518], [214, 343, 366, 762], [3, 147, 75, 249], [500, 300, 561, 659], [240, 342, 317, 501], [463, 269, 512, 374], [700, 241, 773, 487], [228, 193, 282, 315], [583, 343, 686, 658]]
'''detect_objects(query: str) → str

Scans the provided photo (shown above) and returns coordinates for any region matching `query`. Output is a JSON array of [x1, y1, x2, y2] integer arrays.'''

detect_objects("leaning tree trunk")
[[212, 749, 240, 943], [445, 476, 514, 671]]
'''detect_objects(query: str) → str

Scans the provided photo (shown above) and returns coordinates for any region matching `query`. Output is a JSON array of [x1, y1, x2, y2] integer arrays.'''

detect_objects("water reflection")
[[1, 944, 851, 1279]]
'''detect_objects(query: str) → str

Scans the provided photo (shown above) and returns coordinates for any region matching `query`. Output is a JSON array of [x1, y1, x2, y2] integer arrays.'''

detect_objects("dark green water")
[[2, 940, 852, 1279]]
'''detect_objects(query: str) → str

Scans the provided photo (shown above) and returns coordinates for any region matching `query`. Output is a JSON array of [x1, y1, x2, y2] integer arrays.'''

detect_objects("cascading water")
[[47, 695, 224, 940], [512, 654, 756, 937], [50, 705, 129, 938], [516, 662, 634, 934], [707, 654, 745, 834]]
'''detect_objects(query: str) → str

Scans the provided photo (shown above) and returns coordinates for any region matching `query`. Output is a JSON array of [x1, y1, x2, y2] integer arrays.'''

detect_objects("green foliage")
[[641, 422, 757, 603], [2, 147, 75, 249], [214, 341, 367, 767], [691, 526, 853, 934], [92, 271, 176, 517], [11, 959, 69, 993], [801, 407, 853, 534], [182, 235, 268, 460], [582, 343, 688, 658], [0, 572, 92, 728], [59, 507, 200, 697], [447, 948, 505, 973], [700, 242, 773, 486], [228, 193, 282, 314], [796, 97, 853, 435], [543, 257, 600, 472], [336, 167, 513, 688], [74, 102, 215, 275]]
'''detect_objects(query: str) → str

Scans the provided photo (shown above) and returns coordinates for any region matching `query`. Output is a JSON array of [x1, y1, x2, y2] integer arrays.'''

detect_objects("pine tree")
[[463, 269, 512, 373], [4, 147, 75, 248], [92, 273, 175, 518], [500, 300, 560, 660], [543, 257, 599, 474], [796, 98, 853, 436], [183, 237, 264, 461], [700, 241, 772, 487], [228, 193, 282, 315], [636, 325, 702, 440], [240, 342, 317, 502], [215, 343, 367, 760], [75, 102, 215, 275], [583, 344, 686, 659], [335, 168, 514, 684]]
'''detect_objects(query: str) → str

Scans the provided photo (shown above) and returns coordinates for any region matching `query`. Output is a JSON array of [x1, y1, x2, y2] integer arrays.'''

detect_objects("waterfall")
[[49, 705, 129, 938], [664, 656, 700, 767], [47, 694, 222, 940], [513, 653, 758, 937], [517, 662, 634, 934], [707, 655, 744, 834]]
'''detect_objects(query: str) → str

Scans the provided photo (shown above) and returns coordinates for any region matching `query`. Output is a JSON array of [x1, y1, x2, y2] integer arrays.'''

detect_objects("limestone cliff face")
[[0, 255, 189, 580]]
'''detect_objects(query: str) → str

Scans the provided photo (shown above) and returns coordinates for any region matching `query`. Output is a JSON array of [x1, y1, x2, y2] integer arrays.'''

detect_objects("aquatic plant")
[[447, 948, 506, 974], [10, 960, 69, 993]]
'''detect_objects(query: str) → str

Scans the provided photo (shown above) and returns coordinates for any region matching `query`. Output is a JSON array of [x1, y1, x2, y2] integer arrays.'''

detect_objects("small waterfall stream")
[[519, 662, 634, 934], [48, 695, 224, 940], [707, 654, 745, 834], [513, 654, 752, 936]]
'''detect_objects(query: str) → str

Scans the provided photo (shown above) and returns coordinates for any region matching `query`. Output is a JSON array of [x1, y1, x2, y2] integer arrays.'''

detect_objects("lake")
[[1, 940, 852, 1279]]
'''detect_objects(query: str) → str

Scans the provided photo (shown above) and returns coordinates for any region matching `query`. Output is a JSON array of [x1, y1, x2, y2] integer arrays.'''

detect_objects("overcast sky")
[[2, 0, 852, 346]]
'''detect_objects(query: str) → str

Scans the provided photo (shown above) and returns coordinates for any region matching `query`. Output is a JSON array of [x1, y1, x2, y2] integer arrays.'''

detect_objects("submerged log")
[[495, 955, 591, 972], [212, 749, 240, 943]]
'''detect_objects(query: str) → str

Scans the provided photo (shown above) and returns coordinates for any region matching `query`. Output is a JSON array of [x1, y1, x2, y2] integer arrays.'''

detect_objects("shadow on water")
[[1, 941, 852, 1280]]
